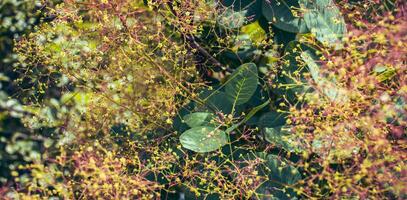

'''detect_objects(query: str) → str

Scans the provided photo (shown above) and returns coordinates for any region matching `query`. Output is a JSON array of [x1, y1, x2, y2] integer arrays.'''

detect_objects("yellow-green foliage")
[[17, 1, 199, 134]]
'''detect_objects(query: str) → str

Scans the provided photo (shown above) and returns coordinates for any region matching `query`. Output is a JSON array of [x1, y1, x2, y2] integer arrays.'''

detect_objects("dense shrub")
[[1, 0, 405, 199]]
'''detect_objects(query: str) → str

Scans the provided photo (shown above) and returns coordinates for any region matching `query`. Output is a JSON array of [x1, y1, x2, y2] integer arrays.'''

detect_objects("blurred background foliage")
[[0, 0, 61, 186]]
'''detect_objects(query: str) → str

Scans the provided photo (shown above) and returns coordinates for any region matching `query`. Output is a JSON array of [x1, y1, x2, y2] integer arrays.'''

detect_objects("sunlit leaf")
[[225, 63, 258, 105], [240, 21, 267, 45], [302, 0, 346, 49], [180, 126, 228, 153], [183, 112, 214, 128]]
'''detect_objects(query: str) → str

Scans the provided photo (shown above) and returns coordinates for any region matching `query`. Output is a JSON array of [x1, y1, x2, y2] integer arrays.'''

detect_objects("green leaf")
[[240, 21, 266, 45], [258, 48, 280, 74], [218, 8, 247, 29], [180, 126, 228, 153], [311, 134, 360, 160], [256, 153, 302, 199], [276, 41, 315, 102], [262, 0, 308, 33], [302, 0, 346, 48], [183, 112, 214, 128], [241, 99, 270, 124], [257, 111, 287, 128], [225, 99, 270, 133], [300, 50, 320, 82], [172, 102, 195, 132], [225, 63, 258, 105], [264, 126, 300, 152], [300, 50, 348, 103], [201, 90, 234, 114], [221, 0, 262, 23]]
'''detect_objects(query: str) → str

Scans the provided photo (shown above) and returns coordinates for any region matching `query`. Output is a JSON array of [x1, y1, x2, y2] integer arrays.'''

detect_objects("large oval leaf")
[[183, 112, 214, 128], [180, 126, 228, 153], [225, 63, 258, 105], [302, 0, 346, 48], [262, 0, 308, 33], [200, 90, 233, 114]]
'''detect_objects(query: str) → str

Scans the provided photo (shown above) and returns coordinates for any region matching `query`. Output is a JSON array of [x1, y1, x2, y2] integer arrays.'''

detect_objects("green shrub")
[[1, 0, 405, 199]]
